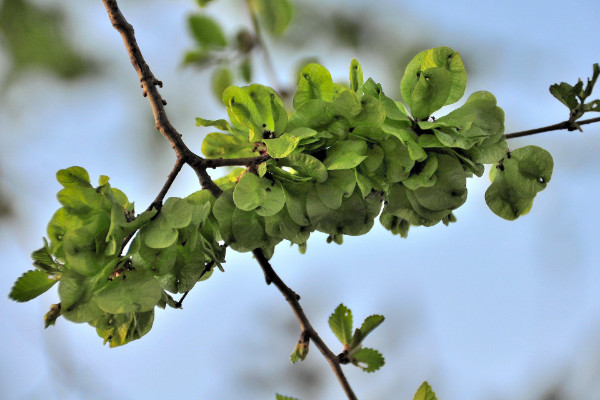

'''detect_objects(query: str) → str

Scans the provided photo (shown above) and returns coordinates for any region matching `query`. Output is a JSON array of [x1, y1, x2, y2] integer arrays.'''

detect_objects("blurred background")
[[1, 0, 599, 399]]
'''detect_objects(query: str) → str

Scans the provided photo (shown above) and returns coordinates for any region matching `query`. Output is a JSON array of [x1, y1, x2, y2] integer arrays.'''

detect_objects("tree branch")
[[252, 249, 358, 400], [203, 155, 271, 168], [101, 0, 221, 198], [102, 2, 357, 398], [505, 116, 600, 139]]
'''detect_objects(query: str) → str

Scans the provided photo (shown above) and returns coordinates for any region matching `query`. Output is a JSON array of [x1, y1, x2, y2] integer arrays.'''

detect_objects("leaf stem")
[[505, 116, 600, 139], [252, 249, 358, 400]]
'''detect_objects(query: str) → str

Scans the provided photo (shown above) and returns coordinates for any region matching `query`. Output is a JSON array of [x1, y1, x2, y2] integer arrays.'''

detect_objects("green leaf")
[[280, 153, 328, 183], [211, 67, 233, 101], [31, 240, 60, 273], [240, 56, 253, 82], [293, 63, 334, 109], [255, 0, 293, 36], [188, 14, 227, 48], [275, 395, 300, 400], [95, 268, 162, 314], [549, 82, 579, 110], [413, 154, 467, 210], [56, 166, 91, 188], [349, 59, 363, 94], [256, 180, 286, 216], [141, 198, 192, 248], [231, 208, 268, 251], [485, 145, 554, 220], [401, 47, 467, 119], [323, 140, 368, 170], [201, 131, 257, 159], [359, 314, 385, 341], [328, 303, 353, 345], [94, 310, 154, 347], [196, 117, 232, 132], [413, 381, 438, 400], [351, 347, 385, 372], [290, 339, 309, 364], [233, 172, 266, 211], [223, 85, 288, 141], [196, 0, 214, 7], [264, 134, 301, 158], [9, 270, 59, 302]]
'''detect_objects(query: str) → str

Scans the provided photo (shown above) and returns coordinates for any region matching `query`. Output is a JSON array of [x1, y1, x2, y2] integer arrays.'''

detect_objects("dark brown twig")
[[252, 249, 358, 400], [505, 116, 600, 139], [204, 155, 272, 168], [101, 0, 221, 198], [148, 157, 185, 211]]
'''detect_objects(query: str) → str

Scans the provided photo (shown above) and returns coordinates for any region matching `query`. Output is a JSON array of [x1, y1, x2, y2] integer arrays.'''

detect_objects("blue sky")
[[1, 0, 600, 399]]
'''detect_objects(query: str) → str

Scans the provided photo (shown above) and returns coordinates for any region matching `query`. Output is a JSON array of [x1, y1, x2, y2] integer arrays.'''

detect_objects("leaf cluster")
[[9, 167, 224, 346], [550, 63, 600, 130], [199, 47, 553, 254]]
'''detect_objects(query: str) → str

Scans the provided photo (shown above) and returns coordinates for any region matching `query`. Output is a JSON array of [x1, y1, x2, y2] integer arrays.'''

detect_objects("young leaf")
[[328, 303, 353, 345], [323, 140, 368, 170], [401, 47, 466, 119], [233, 172, 266, 211], [357, 314, 384, 343], [485, 145, 554, 220], [293, 63, 334, 109], [350, 347, 385, 372], [201, 132, 257, 159], [56, 166, 91, 188], [188, 14, 227, 48], [10, 270, 59, 302], [263, 134, 301, 158], [290, 339, 309, 364], [275, 395, 300, 400], [549, 82, 580, 110], [255, 0, 293, 36], [413, 381, 438, 400], [211, 67, 233, 101], [350, 58, 363, 94], [95, 268, 162, 314], [44, 303, 61, 328]]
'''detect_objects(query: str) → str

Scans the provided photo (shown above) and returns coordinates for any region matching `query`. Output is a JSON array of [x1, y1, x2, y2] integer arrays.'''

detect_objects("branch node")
[[162, 99, 167, 106]]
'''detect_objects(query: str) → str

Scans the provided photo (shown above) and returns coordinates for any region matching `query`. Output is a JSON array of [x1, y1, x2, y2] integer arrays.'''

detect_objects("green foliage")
[[11, 48, 555, 359], [328, 303, 385, 372], [485, 145, 553, 220], [253, 0, 294, 36], [0, 0, 93, 80], [549, 63, 600, 129], [413, 381, 438, 400], [10, 167, 224, 346], [9, 270, 59, 302], [275, 395, 300, 400]]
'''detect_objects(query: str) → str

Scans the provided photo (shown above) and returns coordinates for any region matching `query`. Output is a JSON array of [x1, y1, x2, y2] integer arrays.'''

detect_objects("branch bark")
[[252, 249, 358, 400], [505, 116, 600, 139]]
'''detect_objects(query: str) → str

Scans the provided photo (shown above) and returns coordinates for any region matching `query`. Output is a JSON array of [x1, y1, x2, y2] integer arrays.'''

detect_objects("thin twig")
[[252, 249, 358, 400], [204, 155, 271, 168], [505, 116, 600, 139], [101, 0, 221, 198]]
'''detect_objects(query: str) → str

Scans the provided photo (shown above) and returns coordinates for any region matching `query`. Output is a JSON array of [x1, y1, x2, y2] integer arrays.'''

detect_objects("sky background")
[[1, 0, 600, 399]]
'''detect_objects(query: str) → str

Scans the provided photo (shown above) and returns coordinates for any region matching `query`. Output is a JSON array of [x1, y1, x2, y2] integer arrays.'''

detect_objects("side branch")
[[252, 249, 358, 400], [101, 0, 221, 198], [204, 155, 271, 168], [505, 116, 600, 139]]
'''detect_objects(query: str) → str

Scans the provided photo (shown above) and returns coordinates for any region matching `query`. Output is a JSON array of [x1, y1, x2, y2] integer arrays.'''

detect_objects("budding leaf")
[[275, 395, 300, 400], [413, 381, 438, 400], [351, 347, 385, 372], [10, 270, 59, 302], [328, 303, 353, 345], [188, 14, 227, 48], [549, 82, 580, 110]]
